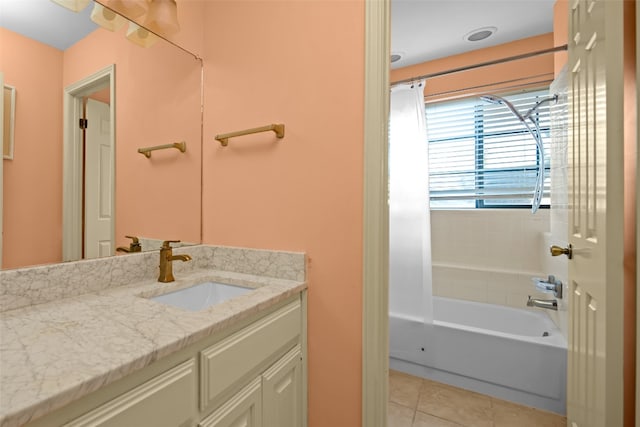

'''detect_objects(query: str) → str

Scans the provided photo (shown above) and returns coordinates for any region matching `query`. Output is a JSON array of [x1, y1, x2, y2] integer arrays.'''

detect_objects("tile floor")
[[388, 370, 567, 427]]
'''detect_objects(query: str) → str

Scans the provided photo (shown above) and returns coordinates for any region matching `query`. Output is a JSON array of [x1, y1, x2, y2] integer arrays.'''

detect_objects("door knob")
[[550, 244, 572, 259]]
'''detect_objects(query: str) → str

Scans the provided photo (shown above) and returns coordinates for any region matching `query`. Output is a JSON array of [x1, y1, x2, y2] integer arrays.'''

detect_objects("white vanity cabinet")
[[200, 346, 303, 427], [199, 377, 263, 427], [63, 359, 198, 427], [261, 345, 303, 427], [24, 294, 306, 427]]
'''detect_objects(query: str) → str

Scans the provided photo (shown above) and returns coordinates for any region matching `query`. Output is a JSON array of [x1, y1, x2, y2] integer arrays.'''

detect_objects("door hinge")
[[79, 118, 88, 129]]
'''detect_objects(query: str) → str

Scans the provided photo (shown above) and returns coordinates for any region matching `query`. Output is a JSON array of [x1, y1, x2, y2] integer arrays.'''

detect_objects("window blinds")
[[426, 89, 552, 208]]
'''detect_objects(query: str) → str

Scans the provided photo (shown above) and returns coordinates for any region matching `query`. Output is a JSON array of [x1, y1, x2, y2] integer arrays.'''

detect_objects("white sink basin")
[[150, 282, 254, 311]]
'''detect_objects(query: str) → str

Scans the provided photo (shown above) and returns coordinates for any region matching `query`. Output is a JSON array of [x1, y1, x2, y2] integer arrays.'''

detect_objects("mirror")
[[0, 0, 202, 270]]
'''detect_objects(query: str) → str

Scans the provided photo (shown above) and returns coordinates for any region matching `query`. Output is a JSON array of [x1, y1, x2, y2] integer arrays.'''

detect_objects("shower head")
[[522, 94, 559, 120], [479, 92, 557, 214], [479, 94, 506, 105], [480, 94, 524, 121]]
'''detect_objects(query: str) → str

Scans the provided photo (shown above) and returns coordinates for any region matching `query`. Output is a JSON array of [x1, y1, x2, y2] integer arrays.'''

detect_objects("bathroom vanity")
[[0, 246, 307, 427]]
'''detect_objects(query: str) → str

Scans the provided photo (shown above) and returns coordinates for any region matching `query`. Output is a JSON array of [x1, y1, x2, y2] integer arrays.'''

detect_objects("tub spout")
[[527, 296, 558, 311]]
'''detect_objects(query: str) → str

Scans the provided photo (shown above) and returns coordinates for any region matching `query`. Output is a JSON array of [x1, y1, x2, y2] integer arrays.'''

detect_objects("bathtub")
[[389, 296, 567, 414]]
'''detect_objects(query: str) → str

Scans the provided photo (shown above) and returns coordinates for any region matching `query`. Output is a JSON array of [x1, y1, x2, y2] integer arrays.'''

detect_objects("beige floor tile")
[[389, 370, 423, 409], [417, 379, 493, 427], [389, 401, 415, 427], [492, 398, 567, 427], [412, 411, 462, 427]]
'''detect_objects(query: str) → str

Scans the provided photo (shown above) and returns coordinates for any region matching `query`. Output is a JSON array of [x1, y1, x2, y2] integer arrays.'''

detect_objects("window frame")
[[426, 89, 552, 210]]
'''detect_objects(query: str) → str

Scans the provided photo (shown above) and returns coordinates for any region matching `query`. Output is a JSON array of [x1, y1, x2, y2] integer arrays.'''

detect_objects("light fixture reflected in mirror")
[[126, 22, 159, 47], [144, 0, 180, 37], [50, 0, 91, 12], [90, 3, 126, 31], [102, 0, 148, 19], [50, 0, 180, 48]]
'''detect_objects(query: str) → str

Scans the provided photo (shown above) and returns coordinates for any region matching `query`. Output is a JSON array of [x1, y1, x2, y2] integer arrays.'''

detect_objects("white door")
[[567, 0, 624, 425], [84, 98, 114, 259]]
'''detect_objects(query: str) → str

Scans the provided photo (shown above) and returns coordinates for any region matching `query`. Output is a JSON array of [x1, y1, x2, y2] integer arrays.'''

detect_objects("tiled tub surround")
[[0, 246, 306, 427], [430, 209, 556, 310]]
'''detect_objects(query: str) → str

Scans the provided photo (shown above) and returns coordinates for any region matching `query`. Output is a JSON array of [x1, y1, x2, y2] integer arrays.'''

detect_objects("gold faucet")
[[158, 240, 192, 282], [116, 235, 142, 253]]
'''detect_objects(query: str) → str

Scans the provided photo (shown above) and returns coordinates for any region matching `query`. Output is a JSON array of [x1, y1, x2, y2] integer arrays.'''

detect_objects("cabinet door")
[[199, 378, 262, 427], [200, 300, 301, 412], [64, 359, 197, 427], [262, 346, 302, 427]]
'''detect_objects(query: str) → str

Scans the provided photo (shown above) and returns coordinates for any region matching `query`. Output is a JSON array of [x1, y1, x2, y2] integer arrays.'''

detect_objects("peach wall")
[[63, 25, 203, 251], [1, 21, 203, 269], [391, 33, 554, 102], [0, 28, 63, 269], [554, 1, 569, 75], [200, 1, 364, 425]]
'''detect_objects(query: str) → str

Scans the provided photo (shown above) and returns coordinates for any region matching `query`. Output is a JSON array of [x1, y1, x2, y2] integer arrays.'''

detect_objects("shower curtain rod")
[[391, 44, 568, 86]]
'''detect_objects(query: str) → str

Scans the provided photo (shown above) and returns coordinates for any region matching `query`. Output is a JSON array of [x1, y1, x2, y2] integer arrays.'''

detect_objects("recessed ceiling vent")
[[390, 53, 403, 63], [464, 26, 497, 42]]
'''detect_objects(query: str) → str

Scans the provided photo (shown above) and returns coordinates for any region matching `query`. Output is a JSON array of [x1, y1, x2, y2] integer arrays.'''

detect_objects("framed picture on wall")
[[3, 84, 15, 160]]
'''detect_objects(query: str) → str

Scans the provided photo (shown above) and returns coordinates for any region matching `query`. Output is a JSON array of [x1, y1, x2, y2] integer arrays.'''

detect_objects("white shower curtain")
[[388, 81, 433, 324]]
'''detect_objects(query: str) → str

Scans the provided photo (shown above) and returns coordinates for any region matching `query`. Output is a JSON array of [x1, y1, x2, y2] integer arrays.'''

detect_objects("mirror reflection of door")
[[62, 66, 115, 262], [84, 96, 113, 259]]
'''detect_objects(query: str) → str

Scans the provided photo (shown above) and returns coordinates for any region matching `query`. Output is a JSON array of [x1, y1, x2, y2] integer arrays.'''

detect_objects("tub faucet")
[[158, 240, 192, 283], [527, 296, 558, 311]]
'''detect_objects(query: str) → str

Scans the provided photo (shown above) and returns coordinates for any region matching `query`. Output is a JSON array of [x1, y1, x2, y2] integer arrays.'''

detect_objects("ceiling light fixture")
[[126, 22, 159, 47], [102, 0, 148, 19], [144, 0, 180, 37], [49, 0, 91, 12], [90, 3, 126, 32], [464, 26, 497, 42]]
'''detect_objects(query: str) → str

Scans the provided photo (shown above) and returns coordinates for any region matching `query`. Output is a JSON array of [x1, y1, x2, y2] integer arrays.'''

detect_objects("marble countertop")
[[0, 268, 306, 427]]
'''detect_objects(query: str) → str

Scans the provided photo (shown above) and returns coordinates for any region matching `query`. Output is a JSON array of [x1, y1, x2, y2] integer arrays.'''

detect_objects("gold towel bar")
[[215, 124, 285, 147], [138, 141, 186, 158]]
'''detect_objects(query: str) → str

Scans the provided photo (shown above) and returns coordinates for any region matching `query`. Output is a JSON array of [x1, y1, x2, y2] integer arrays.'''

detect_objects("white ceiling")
[[1, 0, 556, 62], [0, 0, 97, 51], [391, 0, 557, 69]]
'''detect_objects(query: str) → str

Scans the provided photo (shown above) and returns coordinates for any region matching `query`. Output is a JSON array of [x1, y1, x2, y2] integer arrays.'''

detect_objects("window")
[[427, 89, 552, 209]]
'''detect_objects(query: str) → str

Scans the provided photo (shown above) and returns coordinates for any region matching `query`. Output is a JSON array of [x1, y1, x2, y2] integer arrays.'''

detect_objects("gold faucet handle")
[[125, 235, 140, 244], [161, 240, 181, 249]]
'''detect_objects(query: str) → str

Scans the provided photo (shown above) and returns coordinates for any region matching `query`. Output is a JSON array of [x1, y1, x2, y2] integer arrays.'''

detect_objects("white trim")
[[362, 0, 390, 425], [3, 84, 15, 160], [62, 65, 115, 261]]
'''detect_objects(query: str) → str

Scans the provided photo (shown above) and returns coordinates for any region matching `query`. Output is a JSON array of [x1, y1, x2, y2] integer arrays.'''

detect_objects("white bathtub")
[[389, 296, 567, 414]]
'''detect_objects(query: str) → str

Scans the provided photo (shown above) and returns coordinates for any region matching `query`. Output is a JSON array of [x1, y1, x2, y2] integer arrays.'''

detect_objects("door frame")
[[636, 1, 640, 423], [362, 0, 390, 425], [0, 71, 4, 268], [62, 65, 115, 261]]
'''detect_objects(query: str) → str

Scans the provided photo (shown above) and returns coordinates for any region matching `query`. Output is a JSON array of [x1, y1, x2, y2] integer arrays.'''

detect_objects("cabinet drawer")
[[200, 300, 301, 411], [64, 358, 197, 427]]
